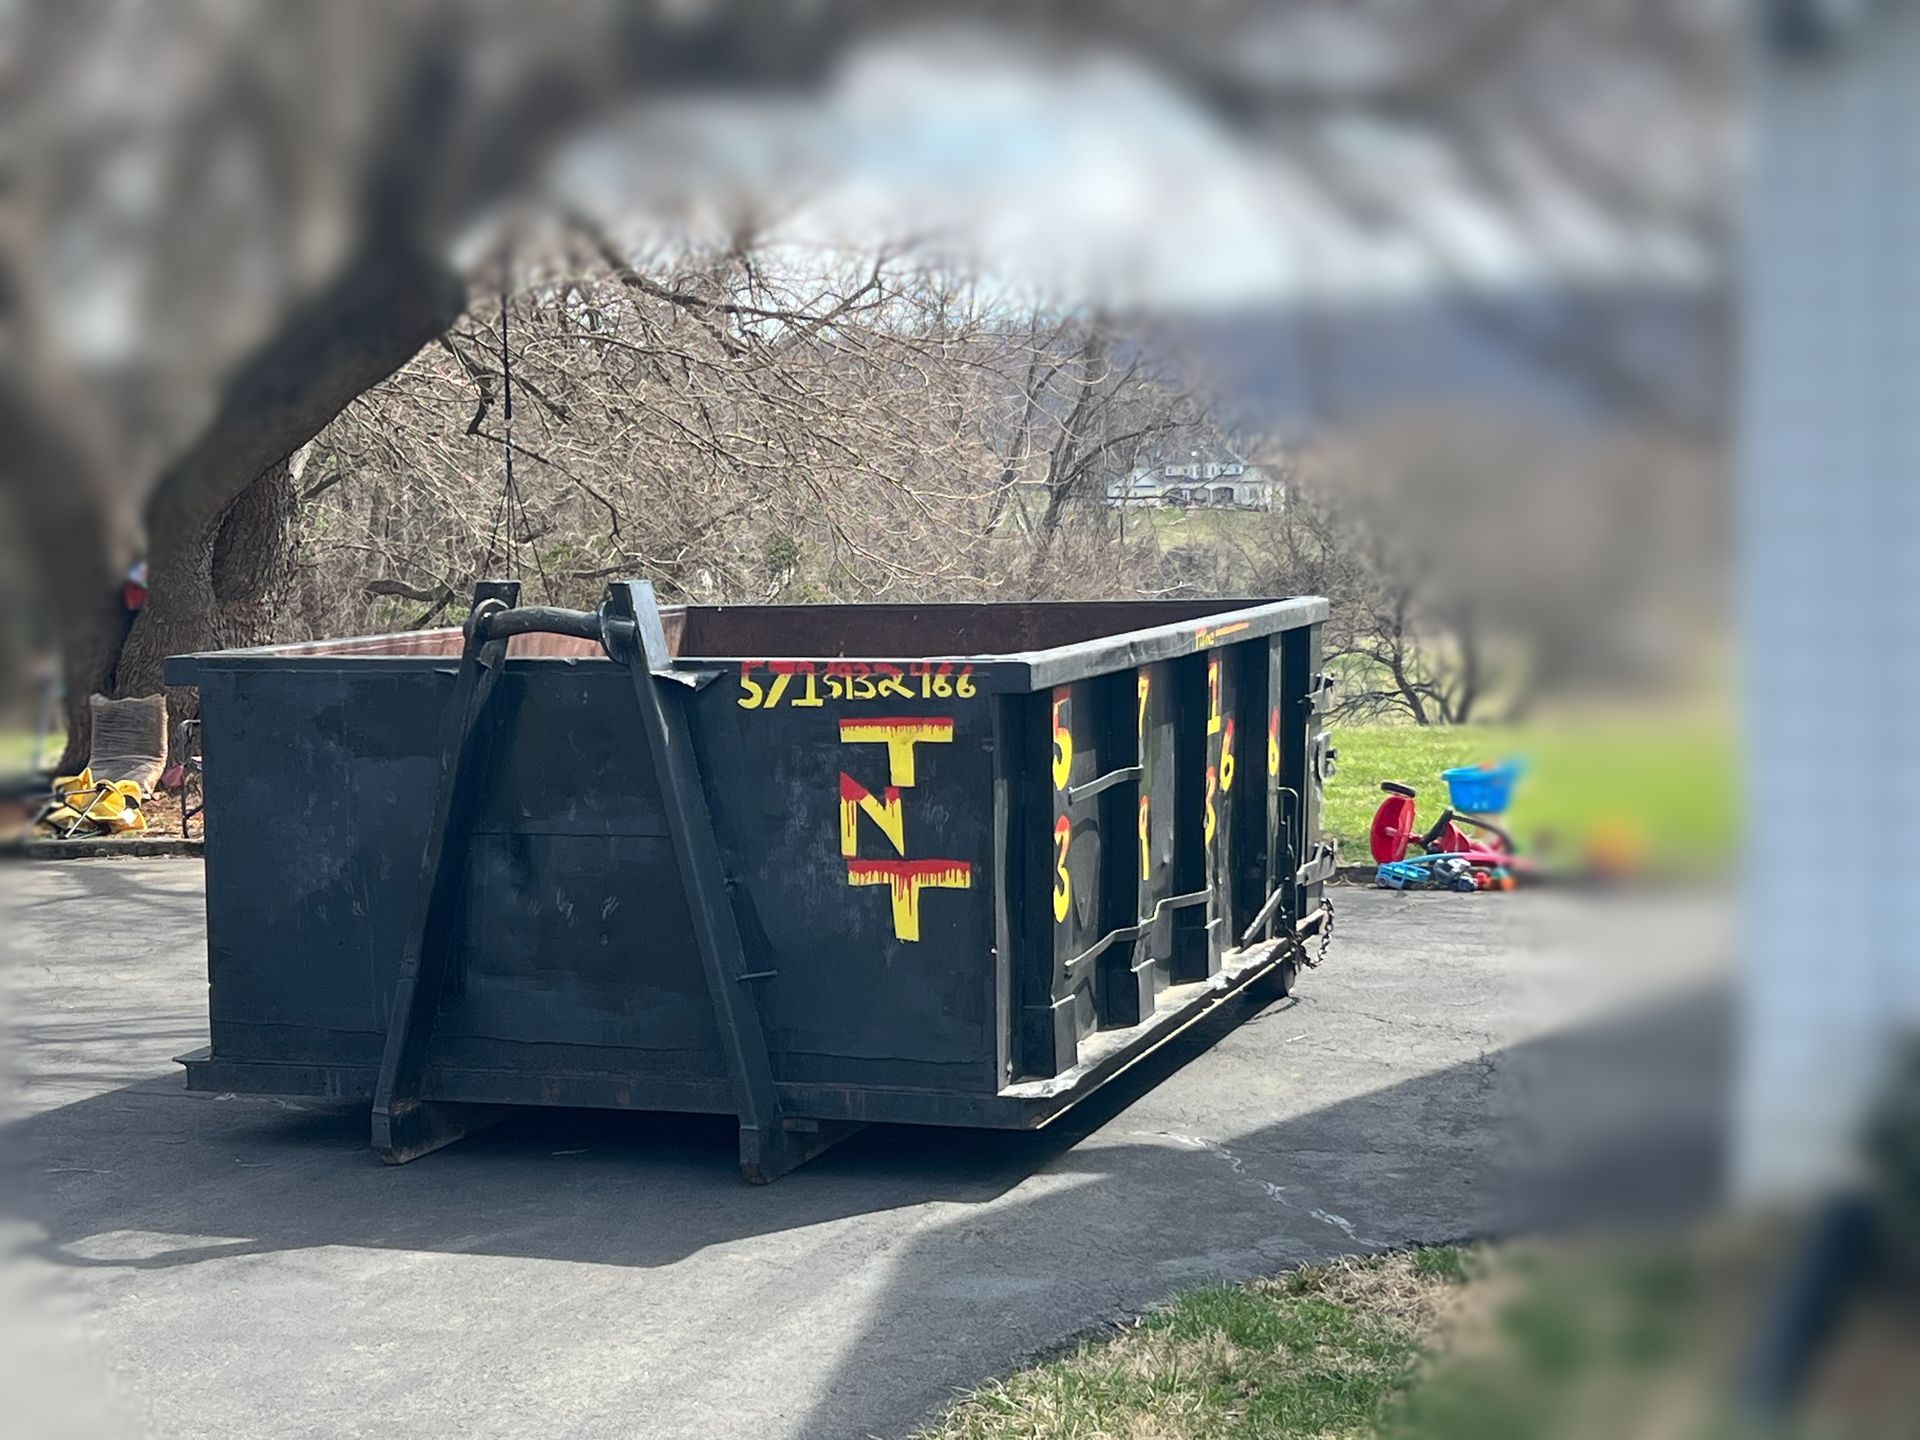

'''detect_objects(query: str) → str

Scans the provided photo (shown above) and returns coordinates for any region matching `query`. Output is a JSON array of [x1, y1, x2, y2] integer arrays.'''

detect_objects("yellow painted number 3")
[[1053, 815, 1072, 923]]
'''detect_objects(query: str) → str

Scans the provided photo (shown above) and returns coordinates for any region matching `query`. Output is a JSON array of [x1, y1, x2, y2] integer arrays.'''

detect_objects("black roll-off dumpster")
[[167, 583, 1337, 1181]]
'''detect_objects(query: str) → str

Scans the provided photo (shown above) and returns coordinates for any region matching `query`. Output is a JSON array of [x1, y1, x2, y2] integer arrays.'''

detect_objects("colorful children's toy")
[[1440, 759, 1524, 815], [1367, 776, 1533, 884], [1375, 855, 1476, 891]]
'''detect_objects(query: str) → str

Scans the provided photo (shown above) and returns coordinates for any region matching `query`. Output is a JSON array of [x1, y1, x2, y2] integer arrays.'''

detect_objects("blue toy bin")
[[1442, 760, 1523, 814]]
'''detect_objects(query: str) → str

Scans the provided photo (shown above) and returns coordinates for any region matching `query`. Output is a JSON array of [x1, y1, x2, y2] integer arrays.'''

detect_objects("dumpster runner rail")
[[169, 583, 1335, 1182]]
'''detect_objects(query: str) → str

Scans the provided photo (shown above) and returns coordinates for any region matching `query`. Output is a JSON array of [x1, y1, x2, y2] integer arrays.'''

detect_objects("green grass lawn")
[[922, 1251, 1463, 1440], [1324, 713, 1737, 874]]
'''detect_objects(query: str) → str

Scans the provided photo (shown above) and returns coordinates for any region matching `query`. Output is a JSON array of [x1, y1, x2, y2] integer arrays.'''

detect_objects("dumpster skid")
[[166, 582, 1336, 1181]]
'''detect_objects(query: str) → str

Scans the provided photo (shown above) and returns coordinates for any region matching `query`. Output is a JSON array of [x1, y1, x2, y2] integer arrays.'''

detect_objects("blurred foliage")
[[1866, 1036, 1920, 1245]]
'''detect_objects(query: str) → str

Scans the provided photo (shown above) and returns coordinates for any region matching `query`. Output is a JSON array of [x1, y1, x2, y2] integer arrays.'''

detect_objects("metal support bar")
[[1064, 764, 1142, 807], [603, 581, 860, 1182], [371, 580, 520, 1163], [1240, 891, 1333, 950], [1239, 882, 1290, 948], [1062, 888, 1210, 976]]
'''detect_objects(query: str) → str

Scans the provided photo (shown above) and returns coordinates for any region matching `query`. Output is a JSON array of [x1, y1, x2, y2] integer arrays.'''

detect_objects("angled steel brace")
[[370, 580, 519, 1163], [602, 581, 860, 1181]]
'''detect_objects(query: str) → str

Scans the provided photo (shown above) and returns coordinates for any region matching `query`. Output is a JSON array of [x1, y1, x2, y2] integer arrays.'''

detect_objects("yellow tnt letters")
[[838, 717, 954, 787], [845, 860, 972, 943], [839, 716, 969, 941], [839, 775, 905, 857]]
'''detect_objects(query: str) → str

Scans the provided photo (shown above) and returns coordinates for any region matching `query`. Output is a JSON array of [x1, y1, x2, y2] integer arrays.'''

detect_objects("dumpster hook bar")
[[467, 599, 719, 690], [470, 602, 611, 645], [602, 580, 859, 1181]]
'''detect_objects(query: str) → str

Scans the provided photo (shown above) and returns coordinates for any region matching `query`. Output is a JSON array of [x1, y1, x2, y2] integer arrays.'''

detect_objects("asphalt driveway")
[[0, 861, 1729, 1439]]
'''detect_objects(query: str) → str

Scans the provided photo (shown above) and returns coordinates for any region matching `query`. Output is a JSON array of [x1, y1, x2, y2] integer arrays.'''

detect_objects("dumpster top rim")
[[166, 594, 1329, 689]]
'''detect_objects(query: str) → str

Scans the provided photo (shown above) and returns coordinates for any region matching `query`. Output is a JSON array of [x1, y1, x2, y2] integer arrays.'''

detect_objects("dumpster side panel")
[[1005, 619, 1326, 1084], [429, 665, 726, 1083], [692, 659, 1002, 1095], [1014, 651, 1220, 1080], [1018, 673, 1149, 1073], [1167, 654, 1212, 982], [1268, 635, 1299, 928], [1201, 645, 1240, 973], [1047, 679, 1098, 1066], [197, 666, 448, 1066], [197, 663, 730, 1089]]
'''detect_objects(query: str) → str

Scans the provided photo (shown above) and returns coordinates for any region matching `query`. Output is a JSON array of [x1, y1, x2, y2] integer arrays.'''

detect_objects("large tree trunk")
[[49, 247, 464, 773], [106, 456, 299, 761]]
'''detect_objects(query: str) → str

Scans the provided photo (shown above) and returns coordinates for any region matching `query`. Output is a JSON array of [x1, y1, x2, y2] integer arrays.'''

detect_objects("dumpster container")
[[167, 581, 1336, 1180]]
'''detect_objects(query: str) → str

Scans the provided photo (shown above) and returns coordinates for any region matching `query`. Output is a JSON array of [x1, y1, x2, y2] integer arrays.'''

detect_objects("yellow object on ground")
[[38, 769, 149, 836]]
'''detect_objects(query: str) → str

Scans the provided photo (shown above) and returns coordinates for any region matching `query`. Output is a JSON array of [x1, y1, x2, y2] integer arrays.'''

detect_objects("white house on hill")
[[1108, 458, 1275, 510]]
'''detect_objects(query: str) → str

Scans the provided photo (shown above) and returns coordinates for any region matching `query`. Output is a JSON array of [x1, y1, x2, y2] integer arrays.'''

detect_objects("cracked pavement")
[[1, 862, 1730, 1439]]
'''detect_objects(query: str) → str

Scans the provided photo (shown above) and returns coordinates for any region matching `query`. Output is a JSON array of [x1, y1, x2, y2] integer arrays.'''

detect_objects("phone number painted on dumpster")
[[737, 660, 979, 710]]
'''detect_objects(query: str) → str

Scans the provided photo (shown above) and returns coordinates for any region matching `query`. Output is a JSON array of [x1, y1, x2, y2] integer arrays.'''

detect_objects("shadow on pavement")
[[1, 980, 1726, 1292], [1, 979, 1313, 1274]]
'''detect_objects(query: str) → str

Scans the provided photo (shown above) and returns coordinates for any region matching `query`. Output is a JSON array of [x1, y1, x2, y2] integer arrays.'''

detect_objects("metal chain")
[[1299, 896, 1334, 968]]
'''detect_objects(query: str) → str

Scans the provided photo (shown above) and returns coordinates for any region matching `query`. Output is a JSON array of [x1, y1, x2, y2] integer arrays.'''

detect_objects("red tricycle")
[[1369, 781, 1528, 889]]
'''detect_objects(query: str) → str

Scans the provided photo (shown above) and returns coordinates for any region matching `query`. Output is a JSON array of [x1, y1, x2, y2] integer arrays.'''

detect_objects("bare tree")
[[287, 225, 1225, 635], [0, 1, 1736, 765]]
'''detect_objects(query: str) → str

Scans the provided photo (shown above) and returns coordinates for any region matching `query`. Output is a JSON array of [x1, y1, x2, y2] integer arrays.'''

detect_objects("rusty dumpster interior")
[[241, 598, 1268, 664]]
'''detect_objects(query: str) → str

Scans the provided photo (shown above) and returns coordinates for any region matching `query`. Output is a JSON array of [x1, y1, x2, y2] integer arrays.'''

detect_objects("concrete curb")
[[8, 835, 204, 860]]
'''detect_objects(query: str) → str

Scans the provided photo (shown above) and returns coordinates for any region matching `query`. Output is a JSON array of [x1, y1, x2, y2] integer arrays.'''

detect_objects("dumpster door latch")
[[1306, 672, 1337, 714], [1313, 733, 1338, 783], [1295, 841, 1337, 888]]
